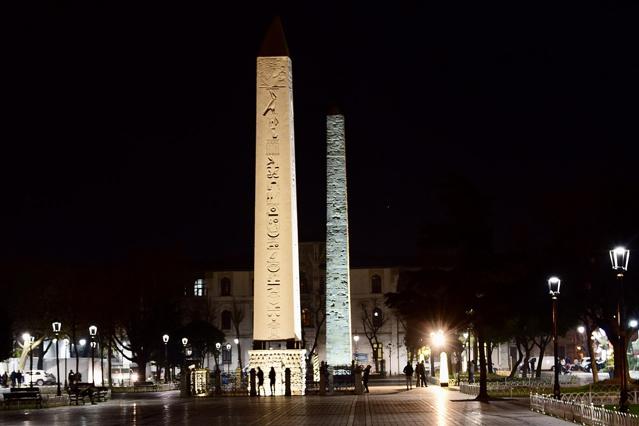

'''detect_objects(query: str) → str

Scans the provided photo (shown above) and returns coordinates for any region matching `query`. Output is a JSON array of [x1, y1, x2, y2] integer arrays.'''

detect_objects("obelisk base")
[[248, 349, 307, 395]]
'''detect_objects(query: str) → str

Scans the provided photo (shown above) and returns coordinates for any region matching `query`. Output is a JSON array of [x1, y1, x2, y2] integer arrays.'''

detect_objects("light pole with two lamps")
[[547, 276, 561, 399], [52, 321, 62, 396], [610, 246, 630, 413], [89, 325, 97, 385]]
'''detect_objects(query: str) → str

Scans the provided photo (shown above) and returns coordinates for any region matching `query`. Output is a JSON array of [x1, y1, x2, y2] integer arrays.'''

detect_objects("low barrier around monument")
[[530, 393, 639, 426]]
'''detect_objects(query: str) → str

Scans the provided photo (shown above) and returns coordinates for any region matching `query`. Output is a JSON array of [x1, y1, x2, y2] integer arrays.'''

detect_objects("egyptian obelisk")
[[325, 109, 353, 367], [249, 17, 305, 395]]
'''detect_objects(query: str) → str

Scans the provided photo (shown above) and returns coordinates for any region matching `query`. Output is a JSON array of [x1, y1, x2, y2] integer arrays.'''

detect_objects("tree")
[[361, 300, 388, 373], [230, 299, 245, 370]]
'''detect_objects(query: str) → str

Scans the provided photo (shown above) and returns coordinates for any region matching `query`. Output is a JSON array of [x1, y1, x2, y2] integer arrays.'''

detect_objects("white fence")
[[530, 393, 639, 426], [460, 378, 576, 396]]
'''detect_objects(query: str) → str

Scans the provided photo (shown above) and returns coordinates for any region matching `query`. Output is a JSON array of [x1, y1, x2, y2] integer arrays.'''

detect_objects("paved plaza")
[[0, 385, 571, 425]]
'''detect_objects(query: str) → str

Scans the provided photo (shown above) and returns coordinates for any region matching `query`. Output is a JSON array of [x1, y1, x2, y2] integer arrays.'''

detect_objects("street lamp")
[[52, 321, 62, 396], [233, 338, 241, 370], [548, 276, 561, 399], [610, 246, 630, 413], [163, 334, 170, 383], [89, 325, 97, 385], [215, 342, 222, 370], [226, 343, 232, 375], [387, 342, 392, 375]]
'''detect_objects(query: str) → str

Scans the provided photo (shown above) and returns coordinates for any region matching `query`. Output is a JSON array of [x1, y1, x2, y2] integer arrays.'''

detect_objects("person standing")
[[269, 367, 276, 396], [68, 370, 75, 387], [419, 361, 428, 387], [17, 371, 23, 388], [256, 367, 265, 396], [10, 370, 17, 388], [362, 365, 371, 393], [403, 362, 414, 390]]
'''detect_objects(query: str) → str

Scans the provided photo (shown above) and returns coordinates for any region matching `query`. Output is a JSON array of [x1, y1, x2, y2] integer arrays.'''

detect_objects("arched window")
[[300, 272, 310, 294], [193, 279, 207, 297], [301, 308, 313, 327], [220, 277, 231, 296], [221, 310, 232, 330], [372, 307, 383, 328], [371, 275, 382, 294]]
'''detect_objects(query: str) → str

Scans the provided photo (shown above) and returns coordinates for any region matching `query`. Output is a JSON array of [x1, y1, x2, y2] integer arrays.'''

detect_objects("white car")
[[23, 370, 56, 386]]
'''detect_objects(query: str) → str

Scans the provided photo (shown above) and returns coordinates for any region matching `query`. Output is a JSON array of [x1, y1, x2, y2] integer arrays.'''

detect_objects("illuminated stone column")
[[253, 17, 301, 343], [326, 111, 353, 366]]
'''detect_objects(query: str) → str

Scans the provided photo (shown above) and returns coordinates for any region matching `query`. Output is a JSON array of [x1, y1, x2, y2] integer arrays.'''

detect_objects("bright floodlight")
[[234, 338, 239, 345], [610, 246, 630, 271], [548, 276, 561, 298], [215, 342, 221, 350], [22, 333, 30, 343], [353, 335, 360, 342], [182, 337, 188, 346], [52, 321, 61, 333], [226, 343, 231, 350], [79, 339, 86, 346], [577, 326, 585, 334], [89, 325, 98, 336], [163, 334, 169, 343], [629, 319, 638, 328], [433, 330, 446, 347]]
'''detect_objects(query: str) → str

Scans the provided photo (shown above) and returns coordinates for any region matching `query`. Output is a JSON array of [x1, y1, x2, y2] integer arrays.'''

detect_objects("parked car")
[[23, 370, 56, 386]]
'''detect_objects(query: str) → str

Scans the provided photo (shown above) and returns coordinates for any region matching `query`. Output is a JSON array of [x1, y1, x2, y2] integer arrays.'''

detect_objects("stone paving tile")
[[0, 386, 572, 425]]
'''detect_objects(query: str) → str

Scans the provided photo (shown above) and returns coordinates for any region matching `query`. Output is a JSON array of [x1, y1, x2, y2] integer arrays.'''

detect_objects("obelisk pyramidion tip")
[[259, 16, 289, 57]]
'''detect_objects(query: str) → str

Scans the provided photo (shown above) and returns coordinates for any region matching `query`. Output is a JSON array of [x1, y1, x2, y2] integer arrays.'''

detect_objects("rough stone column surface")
[[326, 113, 353, 367]]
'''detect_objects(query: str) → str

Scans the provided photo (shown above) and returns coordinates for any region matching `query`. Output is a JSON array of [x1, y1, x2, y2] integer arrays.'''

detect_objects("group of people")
[[1, 371, 24, 387], [255, 367, 277, 396], [403, 361, 428, 390], [68, 370, 83, 385]]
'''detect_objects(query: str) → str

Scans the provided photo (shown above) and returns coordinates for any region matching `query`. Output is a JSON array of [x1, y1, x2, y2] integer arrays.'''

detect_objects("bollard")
[[285, 368, 291, 396], [250, 368, 257, 397]]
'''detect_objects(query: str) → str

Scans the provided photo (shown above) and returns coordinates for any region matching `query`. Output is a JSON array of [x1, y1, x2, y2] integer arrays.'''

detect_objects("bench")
[[68, 383, 99, 405], [3, 387, 42, 409], [94, 387, 109, 402]]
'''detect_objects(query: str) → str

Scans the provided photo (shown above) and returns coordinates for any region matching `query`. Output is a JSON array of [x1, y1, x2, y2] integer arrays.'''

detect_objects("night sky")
[[3, 2, 638, 267]]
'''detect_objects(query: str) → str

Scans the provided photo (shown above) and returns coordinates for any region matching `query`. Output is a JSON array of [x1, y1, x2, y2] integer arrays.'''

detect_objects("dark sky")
[[3, 2, 638, 267]]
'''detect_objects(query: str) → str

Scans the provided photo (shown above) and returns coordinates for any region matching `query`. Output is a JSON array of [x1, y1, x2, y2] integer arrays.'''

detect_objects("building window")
[[300, 272, 310, 294], [194, 279, 207, 297], [371, 275, 382, 294], [301, 308, 313, 327], [221, 310, 232, 330], [372, 307, 383, 328], [221, 277, 231, 296]]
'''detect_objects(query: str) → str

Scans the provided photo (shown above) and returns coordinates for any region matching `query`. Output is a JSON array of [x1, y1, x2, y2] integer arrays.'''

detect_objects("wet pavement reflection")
[[0, 386, 572, 425]]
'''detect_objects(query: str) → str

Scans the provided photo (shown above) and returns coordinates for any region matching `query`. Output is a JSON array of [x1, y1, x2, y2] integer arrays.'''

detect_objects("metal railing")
[[560, 391, 639, 406], [459, 378, 574, 397], [530, 393, 639, 426]]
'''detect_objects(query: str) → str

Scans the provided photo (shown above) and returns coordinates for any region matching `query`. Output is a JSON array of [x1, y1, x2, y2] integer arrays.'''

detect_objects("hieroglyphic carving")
[[248, 349, 306, 395], [254, 55, 301, 341]]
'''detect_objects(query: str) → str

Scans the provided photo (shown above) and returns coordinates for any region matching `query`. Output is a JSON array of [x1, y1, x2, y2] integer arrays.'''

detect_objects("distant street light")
[[548, 276, 561, 399], [353, 335, 360, 358], [629, 320, 638, 329], [610, 246, 630, 413], [163, 334, 170, 383], [52, 321, 62, 396], [577, 326, 585, 334], [89, 325, 97, 385]]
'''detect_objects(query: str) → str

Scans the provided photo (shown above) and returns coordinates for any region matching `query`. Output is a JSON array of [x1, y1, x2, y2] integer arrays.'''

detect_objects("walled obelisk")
[[325, 109, 353, 367], [249, 17, 305, 395]]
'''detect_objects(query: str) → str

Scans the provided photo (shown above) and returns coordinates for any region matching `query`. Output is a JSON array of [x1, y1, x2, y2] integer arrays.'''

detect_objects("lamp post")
[[226, 343, 232, 375], [215, 342, 221, 371], [63, 339, 69, 388], [52, 321, 62, 396], [610, 246, 630, 413], [387, 342, 392, 375], [548, 276, 561, 399], [89, 325, 97, 385], [233, 338, 241, 370], [163, 334, 170, 383]]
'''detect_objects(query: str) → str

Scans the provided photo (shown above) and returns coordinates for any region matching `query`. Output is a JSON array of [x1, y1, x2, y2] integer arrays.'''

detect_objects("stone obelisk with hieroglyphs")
[[249, 17, 305, 395], [325, 109, 353, 367]]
